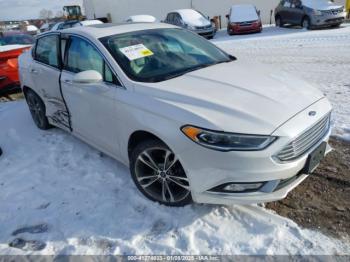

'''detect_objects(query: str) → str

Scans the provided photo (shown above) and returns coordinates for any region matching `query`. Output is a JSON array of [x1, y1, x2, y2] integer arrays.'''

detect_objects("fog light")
[[223, 183, 263, 192]]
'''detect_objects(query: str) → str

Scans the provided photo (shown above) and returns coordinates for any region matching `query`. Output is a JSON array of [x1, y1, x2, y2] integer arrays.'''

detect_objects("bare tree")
[[39, 9, 53, 21], [55, 11, 64, 18]]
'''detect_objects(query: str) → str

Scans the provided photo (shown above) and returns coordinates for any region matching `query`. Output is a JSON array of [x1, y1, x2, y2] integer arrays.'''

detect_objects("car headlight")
[[185, 24, 196, 30], [181, 126, 277, 151]]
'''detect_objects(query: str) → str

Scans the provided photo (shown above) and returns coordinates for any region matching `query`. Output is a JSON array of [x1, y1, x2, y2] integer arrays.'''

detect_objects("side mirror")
[[226, 14, 229, 19], [257, 10, 261, 16], [73, 70, 103, 84]]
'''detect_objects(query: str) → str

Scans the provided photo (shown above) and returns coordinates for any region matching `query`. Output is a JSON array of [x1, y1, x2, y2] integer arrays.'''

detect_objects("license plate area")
[[304, 142, 327, 174]]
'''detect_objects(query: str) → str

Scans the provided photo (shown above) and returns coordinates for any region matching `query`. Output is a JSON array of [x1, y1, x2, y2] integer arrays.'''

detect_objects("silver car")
[[19, 23, 332, 206], [275, 0, 346, 29], [164, 9, 216, 39]]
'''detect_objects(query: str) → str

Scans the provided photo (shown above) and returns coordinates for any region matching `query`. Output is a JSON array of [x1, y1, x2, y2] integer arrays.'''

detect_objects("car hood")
[[230, 5, 259, 23], [135, 61, 325, 135], [303, 0, 343, 10], [183, 16, 211, 27]]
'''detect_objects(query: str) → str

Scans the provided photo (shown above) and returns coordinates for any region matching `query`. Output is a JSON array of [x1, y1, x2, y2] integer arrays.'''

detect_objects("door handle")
[[30, 69, 38, 74], [63, 79, 73, 85]]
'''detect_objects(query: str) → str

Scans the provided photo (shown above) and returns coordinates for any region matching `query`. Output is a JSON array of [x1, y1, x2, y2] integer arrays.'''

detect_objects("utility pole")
[[190, 0, 193, 9]]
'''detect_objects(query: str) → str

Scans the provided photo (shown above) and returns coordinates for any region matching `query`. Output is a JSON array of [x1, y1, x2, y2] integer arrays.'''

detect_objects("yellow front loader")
[[63, 5, 84, 21], [346, 0, 350, 18]]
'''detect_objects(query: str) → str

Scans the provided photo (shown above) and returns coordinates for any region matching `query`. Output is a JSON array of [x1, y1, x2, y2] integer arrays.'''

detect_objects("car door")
[[290, 0, 304, 25], [31, 33, 70, 131], [280, 0, 293, 23], [60, 35, 120, 155]]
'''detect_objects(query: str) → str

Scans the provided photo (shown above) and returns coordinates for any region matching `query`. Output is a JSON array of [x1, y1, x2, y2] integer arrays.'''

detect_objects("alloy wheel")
[[134, 147, 190, 204], [303, 19, 310, 29], [27, 93, 45, 128]]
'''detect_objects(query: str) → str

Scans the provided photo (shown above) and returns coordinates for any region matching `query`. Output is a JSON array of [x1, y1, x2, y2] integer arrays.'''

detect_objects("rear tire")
[[25, 90, 51, 130], [130, 139, 192, 207]]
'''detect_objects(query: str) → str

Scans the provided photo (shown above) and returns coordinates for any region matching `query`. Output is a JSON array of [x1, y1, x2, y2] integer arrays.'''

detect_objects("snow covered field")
[[214, 24, 350, 142], [1, 25, 350, 255]]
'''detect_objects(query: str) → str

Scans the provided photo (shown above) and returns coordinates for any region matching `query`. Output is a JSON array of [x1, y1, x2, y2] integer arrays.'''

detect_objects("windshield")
[[180, 10, 210, 25], [0, 34, 35, 46], [100, 28, 233, 83]]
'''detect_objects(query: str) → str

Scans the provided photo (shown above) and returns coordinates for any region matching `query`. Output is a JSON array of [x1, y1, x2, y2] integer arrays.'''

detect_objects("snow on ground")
[[213, 24, 350, 141], [1, 26, 350, 255]]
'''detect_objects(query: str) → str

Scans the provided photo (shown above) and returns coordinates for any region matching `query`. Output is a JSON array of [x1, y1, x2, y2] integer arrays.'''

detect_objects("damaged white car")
[[19, 23, 332, 206]]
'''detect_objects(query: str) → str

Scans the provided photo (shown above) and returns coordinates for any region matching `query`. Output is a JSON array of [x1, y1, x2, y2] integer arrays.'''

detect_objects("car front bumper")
[[311, 13, 346, 27], [193, 28, 216, 38], [228, 24, 262, 34], [176, 98, 332, 205]]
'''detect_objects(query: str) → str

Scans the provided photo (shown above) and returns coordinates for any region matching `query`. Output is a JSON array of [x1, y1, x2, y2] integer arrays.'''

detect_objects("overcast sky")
[[0, 0, 83, 21]]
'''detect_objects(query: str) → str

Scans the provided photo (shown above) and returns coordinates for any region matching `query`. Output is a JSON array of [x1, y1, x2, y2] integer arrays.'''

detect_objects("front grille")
[[238, 20, 256, 26], [325, 17, 344, 23], [195, 25, 212, 30], [321, 8, 343, 15], [276, 114, 331, 162]]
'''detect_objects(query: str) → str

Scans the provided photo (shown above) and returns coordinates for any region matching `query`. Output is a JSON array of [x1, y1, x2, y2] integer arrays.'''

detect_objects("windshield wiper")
[[161, 61, 229, 81]]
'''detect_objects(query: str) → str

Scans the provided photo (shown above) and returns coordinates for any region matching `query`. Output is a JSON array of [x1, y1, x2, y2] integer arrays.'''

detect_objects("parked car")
[[26, 25, 39, 35], [40, 22, 56, 33], [125, 15, 157, 23], [72, 20, 104, 27], [227, 4, 262, 35], [51, 20, 103, 31], [275, 0, 346, 29], [50, 22, 65, 31], [164, 9, 216, 39], [0, 32, 35, 46], [19, 23, 332, 206], [1, 45, 31, 95]]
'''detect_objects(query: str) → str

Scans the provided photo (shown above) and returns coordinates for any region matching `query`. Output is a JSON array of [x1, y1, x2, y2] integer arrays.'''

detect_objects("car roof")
[[173, 9, 200, 16], [58, 22, 177, 39]]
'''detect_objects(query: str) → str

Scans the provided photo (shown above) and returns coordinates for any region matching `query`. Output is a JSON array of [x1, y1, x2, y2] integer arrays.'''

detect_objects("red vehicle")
[[227, 4, 262, 35], [0, 32, 34, 95]]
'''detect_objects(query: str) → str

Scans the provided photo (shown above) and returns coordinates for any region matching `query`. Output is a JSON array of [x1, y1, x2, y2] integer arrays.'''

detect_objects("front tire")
[[130, 139, 192, 206], [331, 23, 341, 28], [302, 17, 312, 30], [25, 90, 51, 130]]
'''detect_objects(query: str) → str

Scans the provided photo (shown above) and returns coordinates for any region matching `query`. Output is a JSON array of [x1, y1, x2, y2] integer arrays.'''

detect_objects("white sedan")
[[125, 15, 157, 23], [18, 23, 332, 206]]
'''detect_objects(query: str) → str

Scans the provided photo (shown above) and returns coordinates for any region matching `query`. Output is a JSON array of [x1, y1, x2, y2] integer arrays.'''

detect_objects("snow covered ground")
[[1, 25, 350, 255], [213, 24, 350, 141]]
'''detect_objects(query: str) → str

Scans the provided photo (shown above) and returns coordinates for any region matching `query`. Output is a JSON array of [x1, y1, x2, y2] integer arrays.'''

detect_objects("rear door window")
[[35, 35, 59, 67]]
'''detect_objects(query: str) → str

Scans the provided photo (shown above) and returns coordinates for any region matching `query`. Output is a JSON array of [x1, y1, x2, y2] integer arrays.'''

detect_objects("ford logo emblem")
[[309, 111, 317, 116]]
